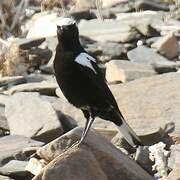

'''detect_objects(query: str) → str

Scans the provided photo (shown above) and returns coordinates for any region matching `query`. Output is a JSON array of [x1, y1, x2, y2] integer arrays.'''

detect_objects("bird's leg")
[[68, 117, 94, 149], [79, 116, 95, 144]]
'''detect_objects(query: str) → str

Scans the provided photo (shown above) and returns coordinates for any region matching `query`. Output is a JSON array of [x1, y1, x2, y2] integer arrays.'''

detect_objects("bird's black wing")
[[74, 52, 119, 111]]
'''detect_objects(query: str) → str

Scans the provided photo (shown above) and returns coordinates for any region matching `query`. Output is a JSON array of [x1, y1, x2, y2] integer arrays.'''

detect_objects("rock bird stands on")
[[54, 17, 143, 147]]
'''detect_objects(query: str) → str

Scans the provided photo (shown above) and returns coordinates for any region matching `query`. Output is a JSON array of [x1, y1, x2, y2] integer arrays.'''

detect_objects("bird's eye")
[[57, 26, 63, 31]]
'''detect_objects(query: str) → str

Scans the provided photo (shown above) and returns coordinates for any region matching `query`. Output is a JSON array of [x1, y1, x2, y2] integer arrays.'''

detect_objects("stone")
[[0, 43, 29, 76], [74, 0, 96, 10], [127, 45, 175, 65], [0, 106, 9, 137], [134, 23, 160, 37], [41, 0, 71, 10], [78, 19, 141, 43], [149, 142, 169, 178], [28, 47, 52, 70], [25, 157, 46, 176], [105, 60, 156, 83], [0, 95, 9, 106], [6, 82, 58, 96], [24, 73, 48, 83], [33, 148, 108, 180], [146, 37, 161, 46], [168, 143, 180, 170], [70, 10, 96, 21], [135, 146, 153, 175], [135, 0, 169, 11], [102, 0, 128, 8], [0, 135, 44, 166], [0, 160, 29, 179], [13, 37, 45, 50], [168, 168, 180, 180], [98, 42, 126, 59], [116, 11, 164, 28], [109, 73, 180, 139], [35, 127, 152, 180], [153, 63, 179, 74], [39, 36, 58, 74], [5, 92, 63, 142], [151, 33, 180, 59], [0, 76, 26, 88], [26, 12, 59, 38], [0, 175, 11, 179]]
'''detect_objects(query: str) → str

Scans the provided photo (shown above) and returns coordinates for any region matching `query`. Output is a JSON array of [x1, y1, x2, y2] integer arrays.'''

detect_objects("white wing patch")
[[75, 53, 97, 74]]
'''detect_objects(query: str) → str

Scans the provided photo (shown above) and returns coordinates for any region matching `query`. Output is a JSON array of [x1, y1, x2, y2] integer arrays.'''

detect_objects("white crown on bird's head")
[[56, 17, 76, 27]]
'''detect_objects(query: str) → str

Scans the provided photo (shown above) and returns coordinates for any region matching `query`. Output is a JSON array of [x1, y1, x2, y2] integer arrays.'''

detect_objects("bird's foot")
[[68, 140, 82, 149]]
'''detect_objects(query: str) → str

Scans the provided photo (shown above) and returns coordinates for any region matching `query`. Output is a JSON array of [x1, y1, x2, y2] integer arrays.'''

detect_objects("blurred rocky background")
[[0, 0, 179, 179]]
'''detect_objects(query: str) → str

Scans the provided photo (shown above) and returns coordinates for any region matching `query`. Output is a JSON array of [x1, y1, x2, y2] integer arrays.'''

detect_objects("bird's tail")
[[115, 111, 143, 147]]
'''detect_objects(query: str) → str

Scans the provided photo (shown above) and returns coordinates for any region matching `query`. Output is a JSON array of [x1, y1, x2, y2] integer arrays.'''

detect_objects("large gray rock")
[[34, 127, 152, 180], [109, 73, 180, 138], [0, 160, 30, 179], [151, 33, 180, 59], [26, 12, 59, 38], [6, 82, 58, 96], [135, 0, 169, 11], [33, 148, 108, 180], [0, 106, 9, 136], [0, 175, 11, 179], [78, 19, 140, 43], [0, 76, 26, 88], [116, 11, 164, 29], [5, 92, 63, 142], [168, 143, 180, 171], [99, 42, 126, 59], [0, 135, 43, 166], [105, 60, 156, 83], [127, 46, 175, 65]]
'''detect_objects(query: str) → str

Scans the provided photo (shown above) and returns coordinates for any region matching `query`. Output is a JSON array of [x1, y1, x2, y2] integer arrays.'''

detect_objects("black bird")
[[54, 17, 143, 147]]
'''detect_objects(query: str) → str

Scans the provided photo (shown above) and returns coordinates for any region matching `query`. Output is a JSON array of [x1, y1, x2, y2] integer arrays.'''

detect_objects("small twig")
[[0, 37, 10, 47], [59, 0, 68, 16], [0, 5, 6, 29], [10, 0, 25, 31], [96, 0, 104, 21]]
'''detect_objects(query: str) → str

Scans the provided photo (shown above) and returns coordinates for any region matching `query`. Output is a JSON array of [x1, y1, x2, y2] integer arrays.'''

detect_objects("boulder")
[[0, 135, 43, 166], [135, 0, 169, 11], [116, 11, 164, 29], [26, 12, 59, 38], [34, 127, 152, 180], [0, 160, 32, 180], [127, 46, 175, 65], [0, 76, 26, 88], [168, 168, 180, 180], [5, 92, 63, 142], [33, 148, 108, 180], [151, 33, 180, 59], [105, 60, 156, 83], [98, 42, 126, 59], [109, 73, 180, 139], [168, 143, 180, 172], [102, 0, 128, 8], [0, 175, 11, 180], [6, 82, 58, 96], [78, 19, 141, 43], [0, 106, 9, 136]]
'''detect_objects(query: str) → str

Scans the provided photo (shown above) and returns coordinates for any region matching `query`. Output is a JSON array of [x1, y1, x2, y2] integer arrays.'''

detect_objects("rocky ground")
[[0, 0, 179, 179]]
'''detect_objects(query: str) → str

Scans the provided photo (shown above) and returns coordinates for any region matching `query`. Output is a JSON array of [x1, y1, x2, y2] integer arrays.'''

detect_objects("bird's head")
[[56, 17, 80, 50]]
